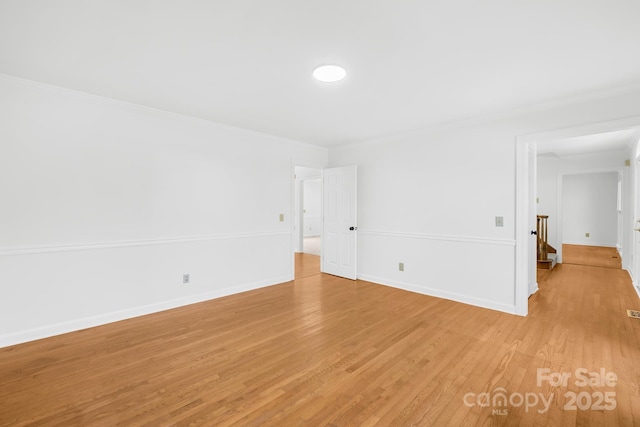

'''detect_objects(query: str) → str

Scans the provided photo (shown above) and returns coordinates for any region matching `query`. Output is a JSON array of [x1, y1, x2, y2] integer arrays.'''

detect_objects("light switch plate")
[[495, 216, 504, 227], [279, 213, 284, 222]]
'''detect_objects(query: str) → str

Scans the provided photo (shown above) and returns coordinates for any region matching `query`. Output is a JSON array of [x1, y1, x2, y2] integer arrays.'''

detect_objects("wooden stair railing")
[[537, 215, 556, 270], [537, 215, 548, 261]]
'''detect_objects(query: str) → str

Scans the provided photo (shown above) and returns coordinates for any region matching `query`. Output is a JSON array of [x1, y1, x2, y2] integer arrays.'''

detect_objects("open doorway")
[[302, 178, 322, 255], [294, 166, 322, 278], [292, 165, 359, 280], [516, 120, 640, 316], [539, 168, 622, 281], [537, 133, 631, 268]]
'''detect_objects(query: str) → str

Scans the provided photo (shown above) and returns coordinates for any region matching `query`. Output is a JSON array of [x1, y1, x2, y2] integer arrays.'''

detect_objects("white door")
[[528, 145, 538, 296], [322, 165, 357, 280]]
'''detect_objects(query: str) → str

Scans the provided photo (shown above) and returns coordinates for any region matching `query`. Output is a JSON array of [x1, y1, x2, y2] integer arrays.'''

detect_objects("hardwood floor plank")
[[563, 244, 622, 269], [1, 253, 640, 425]]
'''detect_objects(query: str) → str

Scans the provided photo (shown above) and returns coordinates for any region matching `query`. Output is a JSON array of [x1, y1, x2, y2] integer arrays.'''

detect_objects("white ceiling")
[[537, 129, 639, 158], [2, 1, 640, 147]]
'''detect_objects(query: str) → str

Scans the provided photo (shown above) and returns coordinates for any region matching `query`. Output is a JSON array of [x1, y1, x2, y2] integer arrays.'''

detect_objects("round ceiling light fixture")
[[313, 65, 346, 83]]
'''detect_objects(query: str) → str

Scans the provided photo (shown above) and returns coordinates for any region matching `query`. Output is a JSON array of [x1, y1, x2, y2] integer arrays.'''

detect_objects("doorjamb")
[[635, 147, 640, 297]]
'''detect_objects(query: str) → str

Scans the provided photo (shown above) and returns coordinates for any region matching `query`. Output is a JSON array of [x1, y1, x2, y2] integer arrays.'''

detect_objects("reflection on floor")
[[295, 252, 320, 279]]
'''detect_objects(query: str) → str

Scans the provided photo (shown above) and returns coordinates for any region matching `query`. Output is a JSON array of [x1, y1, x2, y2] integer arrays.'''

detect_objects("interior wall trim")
[[0, 231, 291, 256], [358, 230, 516, 246]]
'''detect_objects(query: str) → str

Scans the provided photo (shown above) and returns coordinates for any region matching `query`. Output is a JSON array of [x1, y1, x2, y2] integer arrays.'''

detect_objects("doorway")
[[302, 178, 322, 256], [294, 166, 322, 278], [516, 118, 640, 316], [292, 165, 359, 281]]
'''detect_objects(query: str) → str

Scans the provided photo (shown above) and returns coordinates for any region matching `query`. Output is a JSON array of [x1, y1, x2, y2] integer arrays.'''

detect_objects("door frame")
[[515, 141, 536, 316], [515, 116, 640, 316], [633, 143, 640, 297]]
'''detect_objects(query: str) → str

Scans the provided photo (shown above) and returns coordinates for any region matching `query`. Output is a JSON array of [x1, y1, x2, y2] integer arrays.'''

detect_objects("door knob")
[[349, 226, 357, 231], [531, 230, 537, 235]]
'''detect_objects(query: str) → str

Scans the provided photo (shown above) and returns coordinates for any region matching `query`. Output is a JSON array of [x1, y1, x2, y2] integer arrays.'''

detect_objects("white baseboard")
[[358, 274, 516, 315], [0, 275, 290, 349]]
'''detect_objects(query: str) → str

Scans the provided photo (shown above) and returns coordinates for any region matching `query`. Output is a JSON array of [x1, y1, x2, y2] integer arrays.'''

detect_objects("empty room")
[[2, 1, 640, 425]]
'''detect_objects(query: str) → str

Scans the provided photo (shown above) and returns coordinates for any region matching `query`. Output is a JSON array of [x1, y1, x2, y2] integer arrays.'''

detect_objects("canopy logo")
[[463, 387, 553, 414], [462, 367, 617, 415]]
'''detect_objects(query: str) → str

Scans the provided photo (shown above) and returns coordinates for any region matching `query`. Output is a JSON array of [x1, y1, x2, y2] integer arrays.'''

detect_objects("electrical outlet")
[[279, 213, 284, 222], [585, 232, 590, 238], [399, 262, 405, 272], [495, 216, 504, 227], [183, 274, 190, 284]]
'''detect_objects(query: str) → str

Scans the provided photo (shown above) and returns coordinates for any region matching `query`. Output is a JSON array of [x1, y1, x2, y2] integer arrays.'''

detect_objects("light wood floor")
[[295, 252, 320, 279], [1, 254, 640, 426], [563, 244, 622, 269]]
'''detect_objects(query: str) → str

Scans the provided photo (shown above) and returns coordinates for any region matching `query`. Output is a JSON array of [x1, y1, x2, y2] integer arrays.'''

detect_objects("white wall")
[[562, 172, 619, 246], [330, 88, 640, 314], [3, 76, 640, 346], [0, 75, 328, 347]]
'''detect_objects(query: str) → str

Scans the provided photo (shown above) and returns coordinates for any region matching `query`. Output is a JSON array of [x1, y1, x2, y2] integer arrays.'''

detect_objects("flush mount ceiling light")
[[313, 65, 346, 82]]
